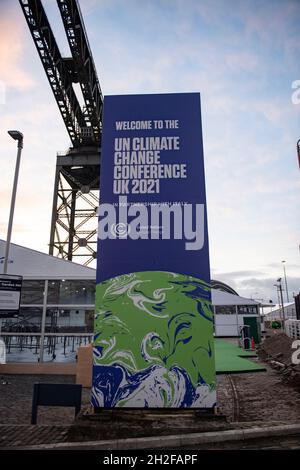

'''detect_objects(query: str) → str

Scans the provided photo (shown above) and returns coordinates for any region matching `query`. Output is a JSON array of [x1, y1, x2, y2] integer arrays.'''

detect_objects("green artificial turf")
[[214, 338, 266, 374]]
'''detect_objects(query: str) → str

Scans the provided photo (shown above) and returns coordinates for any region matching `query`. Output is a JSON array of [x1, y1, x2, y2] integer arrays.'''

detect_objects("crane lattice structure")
[[19, 0, 103, 265]]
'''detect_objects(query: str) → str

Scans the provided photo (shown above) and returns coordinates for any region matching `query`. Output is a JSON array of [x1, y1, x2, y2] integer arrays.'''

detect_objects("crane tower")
[[19, 0, 103, 265]]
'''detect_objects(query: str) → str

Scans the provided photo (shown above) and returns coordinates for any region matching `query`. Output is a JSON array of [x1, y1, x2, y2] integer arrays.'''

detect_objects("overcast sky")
[[0, 0, 299, 301]]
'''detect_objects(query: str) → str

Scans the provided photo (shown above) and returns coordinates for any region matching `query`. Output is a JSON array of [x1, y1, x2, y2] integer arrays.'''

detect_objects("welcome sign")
[[92, 93, 216, 408]]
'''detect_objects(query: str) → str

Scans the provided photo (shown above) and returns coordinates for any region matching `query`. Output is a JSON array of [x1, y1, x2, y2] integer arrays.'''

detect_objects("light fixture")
[[8, 130, 23, 142]]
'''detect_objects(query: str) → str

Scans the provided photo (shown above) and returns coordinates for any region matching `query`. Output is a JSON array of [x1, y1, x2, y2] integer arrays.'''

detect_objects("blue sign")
[[92, 93, 216, 408]]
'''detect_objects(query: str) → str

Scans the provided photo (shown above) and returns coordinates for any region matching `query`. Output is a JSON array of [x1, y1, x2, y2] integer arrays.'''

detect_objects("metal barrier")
[[285, 319, 300, 339], [0, 332, 93, 362]]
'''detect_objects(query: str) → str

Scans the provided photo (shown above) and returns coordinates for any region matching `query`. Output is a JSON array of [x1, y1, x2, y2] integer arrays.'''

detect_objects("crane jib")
[[19, 0, 103, 147]]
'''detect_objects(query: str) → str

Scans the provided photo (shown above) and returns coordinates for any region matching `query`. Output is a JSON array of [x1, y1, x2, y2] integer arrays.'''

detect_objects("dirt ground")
[[217, 366, 300, 424]]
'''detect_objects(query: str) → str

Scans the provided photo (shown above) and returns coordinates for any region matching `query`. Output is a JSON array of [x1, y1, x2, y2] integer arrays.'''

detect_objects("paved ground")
[[1, 356, 300, 448], [0, 425, 70, 447], [2, 366, 300, 429], [0, 374, 90, 425], [180, 434, 300, 450]]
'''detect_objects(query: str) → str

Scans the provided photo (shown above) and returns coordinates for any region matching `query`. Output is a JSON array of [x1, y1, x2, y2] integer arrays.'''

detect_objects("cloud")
[[224, 51, 260, 72], [0, 222, 29, 234], [213, 270, 267, 279], [265, 262, 300, 270], [242, 1, 300, 48], [212, 270, 300, 302], [0, 10, 36, 91], [238, 276, 300, 301], [78, 0, 113, 16]]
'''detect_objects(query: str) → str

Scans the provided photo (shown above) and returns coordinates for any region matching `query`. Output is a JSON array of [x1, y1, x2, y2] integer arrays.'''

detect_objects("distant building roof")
[[211, 279, 239, 296], [211, 289, 259, 306]]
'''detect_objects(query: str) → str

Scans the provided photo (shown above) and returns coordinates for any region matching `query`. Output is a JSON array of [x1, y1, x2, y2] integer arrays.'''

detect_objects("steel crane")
[[19, 0, 103, 265]]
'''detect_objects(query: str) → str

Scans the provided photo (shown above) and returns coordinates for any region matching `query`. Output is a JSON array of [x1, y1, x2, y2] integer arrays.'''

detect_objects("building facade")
[[0, 241, 261, 362]]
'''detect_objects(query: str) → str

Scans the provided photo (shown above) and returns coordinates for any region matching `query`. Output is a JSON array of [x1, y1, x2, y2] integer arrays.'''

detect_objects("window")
[[47, 280, 95, 305], [237, 305, 258, 315], [215, 306, 236, 315], [20, 281, 44, 304], [1, 306, 42, 331]]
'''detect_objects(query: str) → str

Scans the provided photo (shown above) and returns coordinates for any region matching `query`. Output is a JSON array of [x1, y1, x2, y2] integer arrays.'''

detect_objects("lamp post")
[[274, 278, 285, 326], [273, 284, 281, 321], [281, 260, 290, 303], [3, 131, 23, 274]]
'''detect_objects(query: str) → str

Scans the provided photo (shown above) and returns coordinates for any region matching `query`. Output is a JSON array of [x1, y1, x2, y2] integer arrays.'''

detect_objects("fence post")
[[39, 280, 48, 363]]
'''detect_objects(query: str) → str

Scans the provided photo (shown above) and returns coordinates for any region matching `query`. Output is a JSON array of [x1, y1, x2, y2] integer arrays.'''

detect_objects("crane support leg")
[[49, 148, 100, 266]]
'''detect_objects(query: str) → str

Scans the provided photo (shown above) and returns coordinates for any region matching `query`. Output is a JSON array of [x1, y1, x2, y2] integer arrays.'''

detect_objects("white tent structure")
[[262, 302, 296, 321], [0, 239, 95, 280]]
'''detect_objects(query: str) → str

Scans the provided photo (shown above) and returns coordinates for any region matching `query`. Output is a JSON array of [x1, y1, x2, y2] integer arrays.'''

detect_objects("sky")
[[0, 0, 299, 302]]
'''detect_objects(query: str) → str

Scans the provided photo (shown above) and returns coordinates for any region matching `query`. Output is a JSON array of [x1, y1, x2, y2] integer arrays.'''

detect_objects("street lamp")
[[274, 278, 285, 325], [281, 260, 290, 303], [3, 130, 24, 274]]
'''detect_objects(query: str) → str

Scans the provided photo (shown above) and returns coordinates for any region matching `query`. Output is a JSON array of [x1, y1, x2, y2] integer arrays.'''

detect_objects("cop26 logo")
[[291, 340, 300, 365]]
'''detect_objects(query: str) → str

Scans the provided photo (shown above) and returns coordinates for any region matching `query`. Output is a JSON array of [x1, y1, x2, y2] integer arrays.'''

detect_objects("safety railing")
[[0, 332, 93, 362]]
